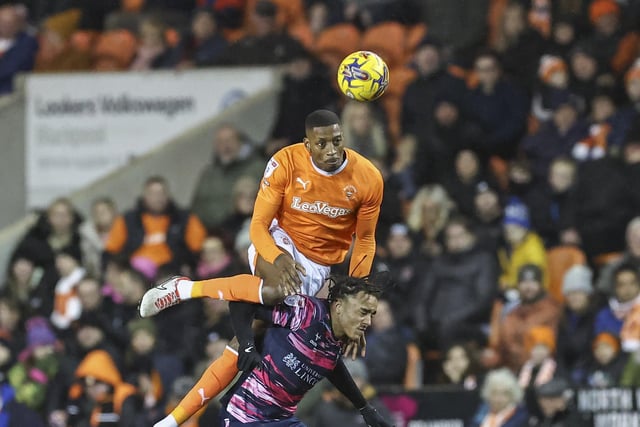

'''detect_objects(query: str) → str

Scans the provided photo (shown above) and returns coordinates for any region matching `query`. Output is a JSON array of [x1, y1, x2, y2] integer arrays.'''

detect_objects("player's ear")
[[303, 138, 310, 151]]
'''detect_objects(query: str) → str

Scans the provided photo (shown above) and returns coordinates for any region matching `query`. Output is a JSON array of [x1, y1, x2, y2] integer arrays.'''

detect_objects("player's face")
[[305, 124, 345, 172], [333, 291, 378, 341]]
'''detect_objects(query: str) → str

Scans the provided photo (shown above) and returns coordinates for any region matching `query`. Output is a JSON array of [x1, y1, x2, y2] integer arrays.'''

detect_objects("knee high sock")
[[176, 274, 263, 304], [170, 346, 239, 424]]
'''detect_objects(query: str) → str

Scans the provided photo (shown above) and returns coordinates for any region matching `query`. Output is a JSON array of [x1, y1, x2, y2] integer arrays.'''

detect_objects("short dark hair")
[[613, 262, 640, 282], [446, 214, 475, 234], [305, 109, 341, 133], [144, 175, 168, 188], [327, 274, 386, 303]]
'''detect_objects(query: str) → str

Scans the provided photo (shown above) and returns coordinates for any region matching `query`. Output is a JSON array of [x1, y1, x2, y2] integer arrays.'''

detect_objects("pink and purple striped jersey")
[[225, 295, 343, 422]]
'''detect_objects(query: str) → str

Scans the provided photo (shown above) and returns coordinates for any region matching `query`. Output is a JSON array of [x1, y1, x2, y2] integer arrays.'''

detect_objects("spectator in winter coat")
[[172, 8, 228, 68], [490, 264, 561, 372], [594, 262, 640, 337], [597, 217, 640, 294], [521, 94, 588, 181], [462, 50, 529, 160], [524, 157, 578, 248], [191, 125, 265, 230], [0, 4, 38, 94], [582, 332, 627, 387], [556, 265, 598, 382], [79, 197, 117, 279], [416, 216, 497, 350], [106, 176, 207, 276], [498, 198, 548, 291]]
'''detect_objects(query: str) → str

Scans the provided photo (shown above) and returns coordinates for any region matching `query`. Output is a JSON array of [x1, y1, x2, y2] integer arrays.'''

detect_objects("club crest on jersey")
[[263, 158, 279, 178], [343, 184, 357, 200], [284, 295, 305, 308], [291, 197, 352, 218]]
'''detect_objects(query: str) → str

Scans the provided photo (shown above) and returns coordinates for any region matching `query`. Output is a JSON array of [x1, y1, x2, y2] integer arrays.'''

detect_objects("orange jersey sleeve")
[[349, 169, 383, 277], [251, 144, 383, 268]]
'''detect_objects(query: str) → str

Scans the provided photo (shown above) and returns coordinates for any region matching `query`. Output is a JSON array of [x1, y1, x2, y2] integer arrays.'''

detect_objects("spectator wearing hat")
[[531, 55, 572, 123], [65, 349, 140, 427], [556, 265, 598, 381], [488, 264, 561, 372], [594, 262, 640, 338], [462, 50, 529, 160], [215, 0, 306, 66], [6, 317, 60, 413], [524, 156, 578, 248], [498, 197, 548, 291], [0, 337, 45, 427], [50, 247, 85, 331], [521, 92, 589, 181], [416, 215, 497, 350], [583, 0, 640, 75], [582, 332, 627, 387], [518, 326, 558, 390], [528, 376, 587, 426]]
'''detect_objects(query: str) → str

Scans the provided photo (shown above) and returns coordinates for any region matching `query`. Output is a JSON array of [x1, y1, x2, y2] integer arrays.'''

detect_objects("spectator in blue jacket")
[[0, 4, 38, 95]]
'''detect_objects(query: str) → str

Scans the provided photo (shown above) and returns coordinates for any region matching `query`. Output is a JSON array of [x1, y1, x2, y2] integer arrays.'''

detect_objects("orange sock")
[[190, 274, 263, 304], [171, 346, 239, 424]]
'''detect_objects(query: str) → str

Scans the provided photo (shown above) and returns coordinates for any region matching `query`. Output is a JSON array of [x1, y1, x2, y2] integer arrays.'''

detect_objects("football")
[[337, 50, 389, 102]]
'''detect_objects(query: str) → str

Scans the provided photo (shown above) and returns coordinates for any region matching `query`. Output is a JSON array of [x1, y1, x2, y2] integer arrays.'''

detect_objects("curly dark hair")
[[326, 273, 390, 303]]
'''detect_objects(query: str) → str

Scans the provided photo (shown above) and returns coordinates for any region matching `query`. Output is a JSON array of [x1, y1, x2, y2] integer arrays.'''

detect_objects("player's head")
[[304, 109, 345, 173], [327, 275, 383, 341]]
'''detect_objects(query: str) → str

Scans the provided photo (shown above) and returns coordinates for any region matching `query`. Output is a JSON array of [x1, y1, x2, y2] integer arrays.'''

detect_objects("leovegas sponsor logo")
[[290, 197, 352, 218]]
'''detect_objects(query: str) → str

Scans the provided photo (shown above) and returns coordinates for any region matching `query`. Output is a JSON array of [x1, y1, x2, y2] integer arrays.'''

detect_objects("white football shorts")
[[247, 222, 331, 296]]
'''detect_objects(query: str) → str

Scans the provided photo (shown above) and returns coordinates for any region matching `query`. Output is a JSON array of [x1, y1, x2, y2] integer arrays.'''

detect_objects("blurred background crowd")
[[2, 0, 640, 426]]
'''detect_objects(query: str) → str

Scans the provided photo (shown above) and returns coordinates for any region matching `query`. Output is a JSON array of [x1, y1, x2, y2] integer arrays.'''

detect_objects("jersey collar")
[[309, 152, 349, 176]]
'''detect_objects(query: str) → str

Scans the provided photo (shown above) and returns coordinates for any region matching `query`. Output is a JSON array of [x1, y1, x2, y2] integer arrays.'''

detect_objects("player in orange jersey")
[[140, 109, 384, 427]]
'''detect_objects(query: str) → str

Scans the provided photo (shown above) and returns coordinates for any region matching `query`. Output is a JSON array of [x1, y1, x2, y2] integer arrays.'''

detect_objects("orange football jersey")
[[250, 143, 383, 277]]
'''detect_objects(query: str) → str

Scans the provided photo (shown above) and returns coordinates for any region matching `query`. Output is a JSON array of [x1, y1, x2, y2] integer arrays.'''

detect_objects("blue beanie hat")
[[504, 197, 530, 229]]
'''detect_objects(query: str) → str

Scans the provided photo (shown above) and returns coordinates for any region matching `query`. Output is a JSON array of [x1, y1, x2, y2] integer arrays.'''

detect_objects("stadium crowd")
[[2, 0, 640, 426]]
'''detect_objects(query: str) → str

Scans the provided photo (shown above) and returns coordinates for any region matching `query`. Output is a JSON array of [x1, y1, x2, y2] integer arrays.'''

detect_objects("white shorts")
[[247, 223, 331, 296]]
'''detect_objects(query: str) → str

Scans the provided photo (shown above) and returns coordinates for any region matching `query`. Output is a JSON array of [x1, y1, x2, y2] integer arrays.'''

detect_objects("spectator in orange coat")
[[489, 264, 562, 372], [105, 176, 207, 277]]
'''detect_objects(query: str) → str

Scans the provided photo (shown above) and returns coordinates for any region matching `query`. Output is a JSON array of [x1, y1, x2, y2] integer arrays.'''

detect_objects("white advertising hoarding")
[[25, 68, 274, 208]]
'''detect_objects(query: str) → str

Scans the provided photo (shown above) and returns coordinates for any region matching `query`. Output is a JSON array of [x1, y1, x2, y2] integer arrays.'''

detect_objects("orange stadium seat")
[[121, 0, 145, 12], [314, 23, 361, 71], [381, 66, 417, 143], [546, 246, 587, 303], [165, 28, 180, 48], [93, 29, 138, 71], [361, 22, 407, 69]]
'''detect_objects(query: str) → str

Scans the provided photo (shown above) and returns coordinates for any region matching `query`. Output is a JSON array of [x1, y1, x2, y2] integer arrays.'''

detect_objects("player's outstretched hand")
[[238, 341, 262, 372], [274, 253, 306, 295], [360, 404, 394, 427], [343, 334, 367, 360]]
